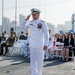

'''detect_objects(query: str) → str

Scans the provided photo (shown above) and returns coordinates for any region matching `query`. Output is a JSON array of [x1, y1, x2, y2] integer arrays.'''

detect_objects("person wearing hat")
[[21, 8, 49, 75]]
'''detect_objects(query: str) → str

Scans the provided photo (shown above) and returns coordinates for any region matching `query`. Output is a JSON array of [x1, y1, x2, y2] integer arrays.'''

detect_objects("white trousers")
[[30, 47, 45, 75]]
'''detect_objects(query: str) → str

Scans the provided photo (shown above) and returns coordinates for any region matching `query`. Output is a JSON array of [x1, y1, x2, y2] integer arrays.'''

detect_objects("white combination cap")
[[31, 8, 41, 14]]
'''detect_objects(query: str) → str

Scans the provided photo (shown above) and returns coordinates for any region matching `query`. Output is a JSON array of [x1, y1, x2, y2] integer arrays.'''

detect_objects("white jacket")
[[21, 19, 49, 48]]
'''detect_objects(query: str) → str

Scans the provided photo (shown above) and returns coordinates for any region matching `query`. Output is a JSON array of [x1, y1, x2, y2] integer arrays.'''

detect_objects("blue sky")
[[0, 0, 75, 26]]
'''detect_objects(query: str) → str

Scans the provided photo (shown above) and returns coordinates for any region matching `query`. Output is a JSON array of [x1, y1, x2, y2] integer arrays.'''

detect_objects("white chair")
[[1, 41, 6, 44], [8, 40, 28, 55], [53, 42, 64, 59], [63, 47, 74, 61], [68, 50, 74, 61]]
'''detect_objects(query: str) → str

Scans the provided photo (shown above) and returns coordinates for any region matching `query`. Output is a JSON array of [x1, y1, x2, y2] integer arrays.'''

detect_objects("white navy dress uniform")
[[21, 38, 30, 56], [21, 8, 49, 75], [45, 35, 54, 58], [48, 35, 54, 50]]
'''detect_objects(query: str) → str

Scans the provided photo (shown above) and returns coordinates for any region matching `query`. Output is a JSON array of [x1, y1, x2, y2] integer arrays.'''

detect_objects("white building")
[[65, 21, 72, 32], [56, 24, 65, 33], [19, 14, 28, 34], [47, 23, 55, 34], [2, 17, 11, 35], [71, 14, 75, 30], [11, 21, 18, 32], [16, 26, 21, 37], [19, 14, 25, 26], [11, 21, 17, 28]]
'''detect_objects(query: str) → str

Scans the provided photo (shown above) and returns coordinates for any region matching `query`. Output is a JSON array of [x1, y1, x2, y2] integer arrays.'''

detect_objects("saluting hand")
[[25, 14, 31, 21]]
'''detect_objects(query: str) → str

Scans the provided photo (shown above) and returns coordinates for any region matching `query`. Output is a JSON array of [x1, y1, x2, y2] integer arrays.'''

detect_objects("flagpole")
[[45, 0, 46, 22], [2, 0, 4, 32], [15, 0, 17, 32]]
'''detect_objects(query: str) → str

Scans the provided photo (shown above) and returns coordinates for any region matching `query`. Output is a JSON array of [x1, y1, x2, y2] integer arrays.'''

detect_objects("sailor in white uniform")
[[45, 30, 54, 59], [21, 8, 49, 75], [21, 40, 30, 57]]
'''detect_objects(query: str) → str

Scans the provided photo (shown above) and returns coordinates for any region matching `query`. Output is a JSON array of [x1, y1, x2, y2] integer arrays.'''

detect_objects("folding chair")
[[69, 50, 74, 61], [8, 40, 28, 55], [63, 47, 74, 61], [53, 42, 64, 59]]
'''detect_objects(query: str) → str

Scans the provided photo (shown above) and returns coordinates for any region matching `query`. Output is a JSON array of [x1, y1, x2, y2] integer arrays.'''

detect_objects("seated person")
[[5, 32, 15, 54], [25, 33, 28, 40], [4, 31, 9, 40], [0, 33, 6, 55], [14, 32, 18, 41], [19, 31, 26, 40], [45, 30, 54, 59], [1, 32, 15, 55], [64, 33, 74, 61], [22, 43, 30, 57], [73, 35, 75, 56], [57, 34, 66, 56]]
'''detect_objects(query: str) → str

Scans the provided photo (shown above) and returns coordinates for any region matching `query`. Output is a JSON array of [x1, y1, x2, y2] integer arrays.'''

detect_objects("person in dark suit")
[[0, 33, 6, 55], [14, 32, 18, 41], [5, 32, 15, 55], [25, 33, 28, 40], [60, 34, 66, 43], [55, 34, 61, 42], [19, 32, 26, 40], [64, 33, 74, 61], [73, 35, 75, 56], [1, 32, 15, 55]]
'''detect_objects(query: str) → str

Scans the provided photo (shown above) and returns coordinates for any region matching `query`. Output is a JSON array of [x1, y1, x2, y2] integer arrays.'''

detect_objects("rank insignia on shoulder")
[[37, 23, 42, 29], [41, 20, 45, 22]]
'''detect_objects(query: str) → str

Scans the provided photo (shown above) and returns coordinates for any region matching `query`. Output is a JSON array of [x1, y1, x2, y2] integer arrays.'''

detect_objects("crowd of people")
[[0, 30, 75, 62], [0, 31, 29, 55], [45, 30, 75, 61]]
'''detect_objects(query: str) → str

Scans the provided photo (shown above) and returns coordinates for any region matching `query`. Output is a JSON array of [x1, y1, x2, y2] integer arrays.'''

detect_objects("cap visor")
[[32, 12, 39, 15]]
